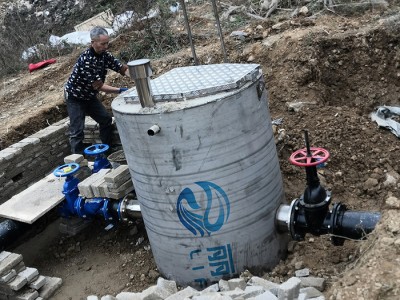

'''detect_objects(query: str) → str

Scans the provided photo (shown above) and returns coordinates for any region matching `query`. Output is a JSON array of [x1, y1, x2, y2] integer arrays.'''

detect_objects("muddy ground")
[[2, 2, 400, 299]]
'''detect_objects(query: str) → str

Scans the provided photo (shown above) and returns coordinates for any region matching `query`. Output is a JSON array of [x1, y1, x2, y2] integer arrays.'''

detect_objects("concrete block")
[[243, 285, 265, 298], [100, 295, 117, 300], [87, 296, 99, 300], [165, 286, 199, 300], [277, 277, 301, 300], [98, 181, 110, 198], [28, 275, 46, 290], [202, 283, 219, 293], [0, 269, 16, 283], [18, 268, 39, 283], [297, 293, 307, 300], [299, 277, 325, 292], [0, 252, 11, 263], [108, 180, 133, 193], [218, 279, 230, 291], [80, 159, 89, 167], [105, 187, 134, 200], [14, 261, 26, 274], [295, 269, 310, 277], [91, 177, 106, 198], [115, 291, 142, 300], [64, 154, 84, 164], [221, 288, 246, 299], [103, 165, 129, 184], [78, 180, 95, 198], [78, 169, 111, 198], [228, 278, 246, 290], [0, 148, 21, 161], [105, 173, 131, 189], [248, 276, 280, 292], [0, 253, 23, 277], [156, 277, 178, 295], [8, 275, 27, 291], [14, 288, 39, 300], [192, 292, 231, 300], [38, 277, 62, 299], [255, 290, 278, 300], [141, 285, 172, 300], [300, 287, 324, 298]]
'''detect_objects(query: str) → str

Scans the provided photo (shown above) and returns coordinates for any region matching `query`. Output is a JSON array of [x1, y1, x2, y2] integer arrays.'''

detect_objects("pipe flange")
[[288, 198, 304, 241], [118, 196, 130, 222]]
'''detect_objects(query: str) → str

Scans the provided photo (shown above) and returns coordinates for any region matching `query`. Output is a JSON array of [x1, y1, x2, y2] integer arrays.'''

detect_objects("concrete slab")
[[0, 173, 65, 224]]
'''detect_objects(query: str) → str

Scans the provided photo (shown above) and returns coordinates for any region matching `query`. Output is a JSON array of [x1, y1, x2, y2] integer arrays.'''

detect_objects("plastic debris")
[[370, 106, 400, 137]]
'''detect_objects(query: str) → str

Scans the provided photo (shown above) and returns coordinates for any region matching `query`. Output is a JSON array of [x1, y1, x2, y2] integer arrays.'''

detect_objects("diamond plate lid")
[[123, 63, 261, 103]]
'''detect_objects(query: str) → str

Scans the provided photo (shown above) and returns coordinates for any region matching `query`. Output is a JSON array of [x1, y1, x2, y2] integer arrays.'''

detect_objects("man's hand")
[[119, 87, 128, 94]]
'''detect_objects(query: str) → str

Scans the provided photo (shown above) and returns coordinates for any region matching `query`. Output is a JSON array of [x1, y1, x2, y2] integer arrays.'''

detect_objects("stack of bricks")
[[0, 251, 62, 300], [83, 117, 121, 147], [63, 154, 92, 182], [78, 165, 133, 199]]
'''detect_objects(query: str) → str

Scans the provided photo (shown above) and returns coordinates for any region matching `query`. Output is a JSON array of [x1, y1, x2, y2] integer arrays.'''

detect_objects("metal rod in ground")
[[210, 0, 228, 63], [179, 0, 199, 65]]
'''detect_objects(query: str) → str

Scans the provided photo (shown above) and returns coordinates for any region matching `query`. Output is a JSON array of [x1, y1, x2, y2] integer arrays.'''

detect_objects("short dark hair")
[[90, 26, 108, 40]]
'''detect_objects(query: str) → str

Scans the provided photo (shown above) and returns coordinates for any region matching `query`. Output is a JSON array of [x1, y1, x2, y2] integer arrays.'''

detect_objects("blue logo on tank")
[[177, 181, 230, 237]]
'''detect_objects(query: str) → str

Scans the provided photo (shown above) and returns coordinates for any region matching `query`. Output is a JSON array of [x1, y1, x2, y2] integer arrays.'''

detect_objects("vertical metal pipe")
[[179, 0, 199, 65], [210, 0, 228, 63], [127, 59, 154, 108]]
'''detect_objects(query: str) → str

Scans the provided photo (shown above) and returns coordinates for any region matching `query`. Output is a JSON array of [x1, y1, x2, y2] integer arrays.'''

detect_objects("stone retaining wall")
[[0, 117, 120, 206]]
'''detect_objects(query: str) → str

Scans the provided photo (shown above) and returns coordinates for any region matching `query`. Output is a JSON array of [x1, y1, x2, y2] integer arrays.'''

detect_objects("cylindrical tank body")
[[112, 63, 288, 287]]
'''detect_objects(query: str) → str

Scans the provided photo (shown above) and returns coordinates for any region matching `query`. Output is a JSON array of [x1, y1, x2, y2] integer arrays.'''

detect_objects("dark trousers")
[[66, 96, 113, 154]]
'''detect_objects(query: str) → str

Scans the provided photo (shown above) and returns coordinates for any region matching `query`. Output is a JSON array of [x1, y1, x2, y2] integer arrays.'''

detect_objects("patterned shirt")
[[65, 47, 123, 100]]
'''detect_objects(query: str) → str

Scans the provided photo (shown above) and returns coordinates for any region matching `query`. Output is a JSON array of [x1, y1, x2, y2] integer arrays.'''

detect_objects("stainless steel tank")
[[112, 62, 288, 287]]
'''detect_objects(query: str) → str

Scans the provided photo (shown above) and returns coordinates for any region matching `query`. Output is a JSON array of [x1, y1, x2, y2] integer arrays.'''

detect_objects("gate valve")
[[84, 144, 111, 173], [288, 131, 331, 236], [53, 163, 81, 217]]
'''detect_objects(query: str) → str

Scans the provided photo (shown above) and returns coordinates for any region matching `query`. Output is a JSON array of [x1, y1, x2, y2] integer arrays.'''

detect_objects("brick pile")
[[0, 251, 62, 300], [78, 165, 133, 199]]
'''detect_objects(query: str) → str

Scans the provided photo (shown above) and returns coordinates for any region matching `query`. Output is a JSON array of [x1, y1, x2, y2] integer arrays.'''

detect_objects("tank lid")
[[123, 63, 260, 103]]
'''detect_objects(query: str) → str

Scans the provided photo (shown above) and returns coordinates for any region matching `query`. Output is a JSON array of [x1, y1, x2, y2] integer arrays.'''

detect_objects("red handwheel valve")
[[289, 147, 330, 167]]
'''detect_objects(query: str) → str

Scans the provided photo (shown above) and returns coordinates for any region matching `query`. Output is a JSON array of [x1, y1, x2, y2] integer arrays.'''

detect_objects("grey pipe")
[[127, 59, 154, 108]]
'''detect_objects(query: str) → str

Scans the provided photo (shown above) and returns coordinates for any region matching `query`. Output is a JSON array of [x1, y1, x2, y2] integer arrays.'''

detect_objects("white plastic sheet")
[[370, 106, 400, 137]]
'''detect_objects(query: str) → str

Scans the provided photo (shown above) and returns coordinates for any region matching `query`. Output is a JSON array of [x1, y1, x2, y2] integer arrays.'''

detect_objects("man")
[[64, 26, 129, 154]]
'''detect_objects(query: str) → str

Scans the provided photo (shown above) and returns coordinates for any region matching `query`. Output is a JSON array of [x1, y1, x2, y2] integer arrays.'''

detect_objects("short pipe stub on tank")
[[127, 59, 154, 108], [148, 125, 161, 136]]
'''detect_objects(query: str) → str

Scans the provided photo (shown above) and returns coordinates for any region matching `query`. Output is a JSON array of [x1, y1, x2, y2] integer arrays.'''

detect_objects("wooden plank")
[[0, 174, 66, 224]]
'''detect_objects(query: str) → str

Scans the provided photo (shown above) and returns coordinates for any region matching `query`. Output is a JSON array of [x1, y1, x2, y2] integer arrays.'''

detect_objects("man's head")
[[90, 26, 110, 54]]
